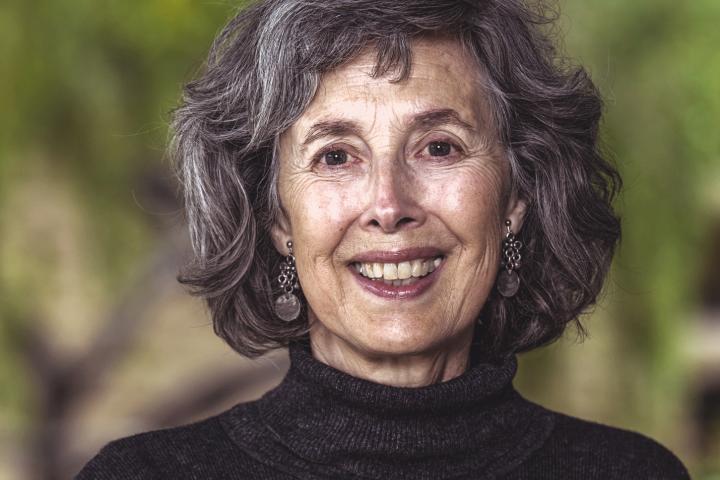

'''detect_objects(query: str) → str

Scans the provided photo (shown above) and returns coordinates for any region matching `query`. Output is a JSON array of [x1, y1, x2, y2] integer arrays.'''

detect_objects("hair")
[[171, 0, 622, 358]]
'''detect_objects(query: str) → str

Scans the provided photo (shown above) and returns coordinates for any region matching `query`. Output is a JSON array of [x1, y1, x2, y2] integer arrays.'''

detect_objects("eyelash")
[[417, 138, 465, 160], [312, 144, 356, 169], [312, 138, 465, 169]]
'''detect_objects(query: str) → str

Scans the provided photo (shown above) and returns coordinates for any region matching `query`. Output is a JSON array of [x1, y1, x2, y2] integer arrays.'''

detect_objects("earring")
[[274, 240, 301, 321], [497, 219, 522, 298]]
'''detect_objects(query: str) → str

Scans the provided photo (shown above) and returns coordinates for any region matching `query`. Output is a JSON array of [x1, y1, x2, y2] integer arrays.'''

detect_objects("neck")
[[308, 319, 473, 387], [221, 339, 556, 480]]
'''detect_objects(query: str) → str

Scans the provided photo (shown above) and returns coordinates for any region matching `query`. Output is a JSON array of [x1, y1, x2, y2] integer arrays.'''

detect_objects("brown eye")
[[324, 150, 348, 166], [428, 141, 452, 157]]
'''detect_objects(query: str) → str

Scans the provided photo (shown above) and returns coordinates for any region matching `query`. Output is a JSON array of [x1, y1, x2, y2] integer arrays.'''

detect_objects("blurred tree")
[[0, 1, 250, 478], [517, 1, 720, 477], [1, 0, 718, 478]]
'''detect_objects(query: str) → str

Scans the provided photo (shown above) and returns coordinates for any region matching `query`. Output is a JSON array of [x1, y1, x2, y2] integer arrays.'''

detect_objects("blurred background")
[[0, 0, 718, 478]]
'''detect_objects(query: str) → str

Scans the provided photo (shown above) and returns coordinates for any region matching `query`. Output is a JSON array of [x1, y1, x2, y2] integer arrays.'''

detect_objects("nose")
[[359, 160, 426, 233]]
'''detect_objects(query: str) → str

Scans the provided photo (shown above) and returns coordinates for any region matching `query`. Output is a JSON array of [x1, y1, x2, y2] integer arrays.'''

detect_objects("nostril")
[[369, 216, 415, 231], [396, 217, 415, 228]]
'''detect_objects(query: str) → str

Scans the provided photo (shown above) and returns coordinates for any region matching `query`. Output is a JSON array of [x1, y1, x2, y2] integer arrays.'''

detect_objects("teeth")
[[355, 257, 443, 282], [411, 259, 424, 277], [383, 263, 398, 280], [397, 261, 412, 280], [361, 262, 371, 277], [373, 263, 383, 279], [419, 260, 429, 276]]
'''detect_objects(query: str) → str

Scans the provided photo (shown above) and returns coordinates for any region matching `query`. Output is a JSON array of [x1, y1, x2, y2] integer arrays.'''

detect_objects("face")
[[273, 38, 525, 358]]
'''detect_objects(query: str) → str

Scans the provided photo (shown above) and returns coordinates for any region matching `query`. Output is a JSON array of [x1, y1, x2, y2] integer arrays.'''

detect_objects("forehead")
[[290, 38, 491, 135]]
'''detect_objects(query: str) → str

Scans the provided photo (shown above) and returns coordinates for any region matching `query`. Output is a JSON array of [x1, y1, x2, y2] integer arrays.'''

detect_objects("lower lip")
[[348, 260, 444, 300]]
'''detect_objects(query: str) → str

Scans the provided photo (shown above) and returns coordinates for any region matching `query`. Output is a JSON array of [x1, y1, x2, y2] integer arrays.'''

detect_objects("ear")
[[504, 192, 527, 233], [270, 209, 293, 255]]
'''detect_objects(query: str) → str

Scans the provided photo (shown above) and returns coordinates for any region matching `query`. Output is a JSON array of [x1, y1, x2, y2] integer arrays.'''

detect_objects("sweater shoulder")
[[75, 406, 256, 479], [519, 408, 690, 479]]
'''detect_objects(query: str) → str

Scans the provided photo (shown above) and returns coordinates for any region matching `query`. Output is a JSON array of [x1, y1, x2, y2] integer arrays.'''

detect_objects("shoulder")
[[75, 406, 256, 479], [519, 408, 691, 480]]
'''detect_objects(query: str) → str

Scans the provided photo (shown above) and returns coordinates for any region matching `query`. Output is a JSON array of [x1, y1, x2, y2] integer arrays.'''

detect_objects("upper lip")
[[349, 247, 445, 264]]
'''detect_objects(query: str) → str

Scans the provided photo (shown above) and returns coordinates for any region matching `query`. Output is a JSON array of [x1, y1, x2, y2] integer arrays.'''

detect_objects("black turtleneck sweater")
[[77, 341, 690, 479]]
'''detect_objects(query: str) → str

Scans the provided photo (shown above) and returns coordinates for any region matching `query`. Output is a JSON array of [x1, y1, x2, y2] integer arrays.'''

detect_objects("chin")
[[348, 317, 444, 357]]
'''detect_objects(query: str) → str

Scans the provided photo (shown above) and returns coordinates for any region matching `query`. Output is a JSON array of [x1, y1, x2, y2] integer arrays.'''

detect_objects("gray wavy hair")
[[172, 0, 622, 358]]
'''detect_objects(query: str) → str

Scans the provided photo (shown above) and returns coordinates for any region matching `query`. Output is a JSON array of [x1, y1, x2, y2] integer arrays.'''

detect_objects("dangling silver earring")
[[497, 219, 522, 298], [274, 240, 301, 321]]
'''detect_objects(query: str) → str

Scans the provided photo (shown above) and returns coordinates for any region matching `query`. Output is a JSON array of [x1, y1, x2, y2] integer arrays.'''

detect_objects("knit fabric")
[[77, 340, 690, 479]]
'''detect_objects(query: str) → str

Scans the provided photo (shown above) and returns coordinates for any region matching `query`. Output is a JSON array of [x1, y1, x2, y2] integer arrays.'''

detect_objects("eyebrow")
[[299, 108, 477, 151], [407, 108, 477, 134], [300, 120, 363, 152]]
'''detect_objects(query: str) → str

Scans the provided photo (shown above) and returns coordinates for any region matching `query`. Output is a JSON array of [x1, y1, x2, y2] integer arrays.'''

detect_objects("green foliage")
[[0, 0, 238, 429], [0, 0, 717, 475], [568, 0, 718, 415], [518, 1, 719, 475]]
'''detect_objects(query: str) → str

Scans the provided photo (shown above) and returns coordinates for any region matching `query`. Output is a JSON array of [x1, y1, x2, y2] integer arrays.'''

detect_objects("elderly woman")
[[79, 0, 690, 479]]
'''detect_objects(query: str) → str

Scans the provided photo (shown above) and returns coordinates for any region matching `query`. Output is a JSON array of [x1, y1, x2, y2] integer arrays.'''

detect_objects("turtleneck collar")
[[222, 339, 555, 480]]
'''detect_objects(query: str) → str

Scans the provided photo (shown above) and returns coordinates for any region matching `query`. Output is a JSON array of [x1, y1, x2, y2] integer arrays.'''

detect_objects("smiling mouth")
[[351, 256, 444, 287]]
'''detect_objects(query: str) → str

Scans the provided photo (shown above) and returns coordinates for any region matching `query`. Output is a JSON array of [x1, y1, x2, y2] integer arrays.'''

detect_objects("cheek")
[[283, 177, 364, 270], [294, 183, 360, 234], [422, 163, 506, 246]]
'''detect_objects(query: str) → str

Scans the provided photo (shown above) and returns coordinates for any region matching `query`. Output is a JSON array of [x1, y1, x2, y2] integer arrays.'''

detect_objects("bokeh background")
[[1, 0, 719, 478]]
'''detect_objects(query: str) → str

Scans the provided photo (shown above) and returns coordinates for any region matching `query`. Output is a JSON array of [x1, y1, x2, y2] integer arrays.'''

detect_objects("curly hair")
[[171, 0, 621, 358]]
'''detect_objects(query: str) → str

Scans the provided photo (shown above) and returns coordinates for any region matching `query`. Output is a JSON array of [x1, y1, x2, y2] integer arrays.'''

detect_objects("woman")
[[78, 0, 690, 478]]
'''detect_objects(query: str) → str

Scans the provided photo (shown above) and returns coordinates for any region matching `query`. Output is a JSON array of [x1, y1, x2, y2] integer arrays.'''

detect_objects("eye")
[[311, 143, 360, 172], [427, 141, 452, 157], [323, 149, 348, 166]]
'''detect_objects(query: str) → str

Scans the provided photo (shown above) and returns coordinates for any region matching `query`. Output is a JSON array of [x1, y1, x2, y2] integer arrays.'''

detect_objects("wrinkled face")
[[273, 38, 525, 357]]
